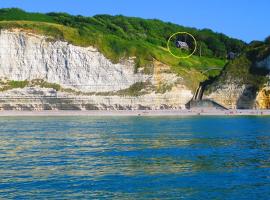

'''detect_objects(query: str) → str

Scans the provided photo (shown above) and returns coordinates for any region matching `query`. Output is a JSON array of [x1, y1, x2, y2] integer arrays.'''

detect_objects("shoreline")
[[0, 109, 270, 117]]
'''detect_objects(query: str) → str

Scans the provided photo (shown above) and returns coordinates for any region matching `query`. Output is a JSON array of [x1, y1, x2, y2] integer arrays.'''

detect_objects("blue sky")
[[0, 0, 269, 42]]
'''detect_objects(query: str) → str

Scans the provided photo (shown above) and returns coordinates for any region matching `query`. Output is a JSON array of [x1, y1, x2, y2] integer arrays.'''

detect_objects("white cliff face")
[[0, 86, 193, 110], [0, 29, 194, 110], [0, 30, 149, 92]]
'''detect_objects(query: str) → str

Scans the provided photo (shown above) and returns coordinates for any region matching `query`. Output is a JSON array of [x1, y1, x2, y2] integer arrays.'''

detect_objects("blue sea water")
[[0, 116, 270, 199]]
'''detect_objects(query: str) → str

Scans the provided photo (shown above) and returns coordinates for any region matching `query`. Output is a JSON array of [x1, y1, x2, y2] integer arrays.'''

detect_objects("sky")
[[0, 0, 269, 42]]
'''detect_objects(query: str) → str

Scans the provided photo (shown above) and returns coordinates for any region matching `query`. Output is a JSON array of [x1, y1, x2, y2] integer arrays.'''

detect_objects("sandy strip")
[[0, 110, 269, 117]]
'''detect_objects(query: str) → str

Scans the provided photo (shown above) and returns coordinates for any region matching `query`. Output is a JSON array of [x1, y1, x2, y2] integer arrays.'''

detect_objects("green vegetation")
[[156, 83, 174, 94], [0, 79, 61, 92], [205, 40, 270, 95], [116, 82, 150, 96], [0, 8, 56, 23], [0, 78, 151, 97], [0, 80, 29, 91], [30, 79, 61, 91], [265, 36, 270, 45], [9, 80, 29, 88], [247, 39, 270, 62], [0, 8, 249, 90]]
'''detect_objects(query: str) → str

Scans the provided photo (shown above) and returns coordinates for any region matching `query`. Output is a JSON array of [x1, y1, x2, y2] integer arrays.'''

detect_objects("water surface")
[[0, 116, 270, 199]]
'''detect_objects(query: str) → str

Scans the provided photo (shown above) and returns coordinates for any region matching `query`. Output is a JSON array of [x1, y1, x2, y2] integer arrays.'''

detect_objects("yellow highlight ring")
[[167, 32, 197, 59]]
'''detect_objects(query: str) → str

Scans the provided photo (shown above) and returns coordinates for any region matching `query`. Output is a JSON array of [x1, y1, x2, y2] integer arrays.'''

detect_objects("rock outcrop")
[[206, 84, 257, 109], [256, 86, 270, 109]]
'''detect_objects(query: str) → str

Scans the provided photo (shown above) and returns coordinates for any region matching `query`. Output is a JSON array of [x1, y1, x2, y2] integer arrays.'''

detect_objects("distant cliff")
[[204, 40, 270, 109]]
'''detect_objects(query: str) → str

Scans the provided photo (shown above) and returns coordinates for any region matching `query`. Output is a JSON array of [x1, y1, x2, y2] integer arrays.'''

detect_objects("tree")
[[206, 37, 227, 58], [265, 36, 270, 44]]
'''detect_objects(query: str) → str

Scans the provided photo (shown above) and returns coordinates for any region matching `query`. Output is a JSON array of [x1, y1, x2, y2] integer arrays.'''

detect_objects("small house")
[[227, 52, 236, 60], [175, 40, 189, 50]]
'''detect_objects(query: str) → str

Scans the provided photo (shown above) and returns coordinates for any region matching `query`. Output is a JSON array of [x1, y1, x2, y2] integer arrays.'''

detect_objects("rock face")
[[0, 29, 193, 110], [0, 86, 192, 110], [205, 53, 270, 109], [0, 29, 149, 92], [256, 86, 270, 109], [206, 84, 257, 109]]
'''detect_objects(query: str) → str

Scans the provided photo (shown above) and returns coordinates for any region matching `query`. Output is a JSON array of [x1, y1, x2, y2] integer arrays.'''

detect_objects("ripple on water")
[[0, 116, 270, 199]]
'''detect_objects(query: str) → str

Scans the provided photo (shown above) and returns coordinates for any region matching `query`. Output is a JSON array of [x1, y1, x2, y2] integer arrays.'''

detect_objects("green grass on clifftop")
[[0, 8, 248, 89]]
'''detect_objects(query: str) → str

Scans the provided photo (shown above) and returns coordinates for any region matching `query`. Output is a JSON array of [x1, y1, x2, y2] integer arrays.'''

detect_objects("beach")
[[0, 109, 269, 116]]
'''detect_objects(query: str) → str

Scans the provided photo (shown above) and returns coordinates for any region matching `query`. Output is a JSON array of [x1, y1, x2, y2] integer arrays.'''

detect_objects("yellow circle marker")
[[167, 32, 197, 59]]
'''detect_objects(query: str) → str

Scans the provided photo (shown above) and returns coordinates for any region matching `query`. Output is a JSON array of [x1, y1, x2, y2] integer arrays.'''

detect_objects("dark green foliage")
[[249, 40, 265, 48], [198, 41, 214, 57], [0, 8, 55, 23], [205, 37, 226, 57], [265, 36, 270, 44], [247, 40, 270, 62], [0, 8, 246, 59]]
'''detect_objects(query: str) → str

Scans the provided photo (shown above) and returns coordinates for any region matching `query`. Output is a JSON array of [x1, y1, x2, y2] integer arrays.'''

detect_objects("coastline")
[[0, 109, 269, 117]]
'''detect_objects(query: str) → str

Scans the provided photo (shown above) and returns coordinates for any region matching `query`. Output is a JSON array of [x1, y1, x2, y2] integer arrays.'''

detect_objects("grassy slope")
[[0, 8, 247, 90]]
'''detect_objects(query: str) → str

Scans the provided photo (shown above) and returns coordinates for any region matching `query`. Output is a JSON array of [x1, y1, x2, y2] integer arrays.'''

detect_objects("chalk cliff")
[[0, 29, 149, 92], [1, 29, 268, 110], [0, 29, 193, 110]]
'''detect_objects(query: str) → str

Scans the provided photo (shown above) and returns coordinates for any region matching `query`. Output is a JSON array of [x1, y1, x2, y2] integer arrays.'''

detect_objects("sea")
[[0, 116, 270, 199]]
